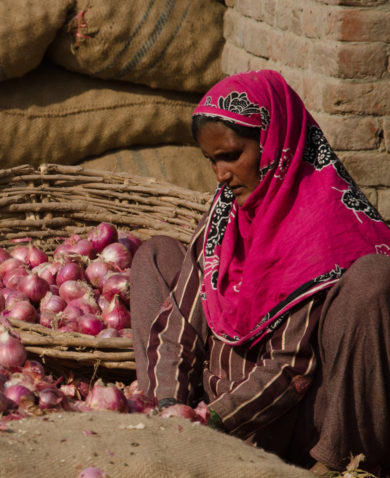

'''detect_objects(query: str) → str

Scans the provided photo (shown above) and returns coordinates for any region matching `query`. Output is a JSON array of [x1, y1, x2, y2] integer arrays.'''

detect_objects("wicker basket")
[[0, 163, 212, 380]]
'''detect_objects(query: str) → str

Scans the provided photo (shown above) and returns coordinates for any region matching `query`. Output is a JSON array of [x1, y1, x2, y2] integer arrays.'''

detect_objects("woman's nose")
[[214, 162, 232, 183]]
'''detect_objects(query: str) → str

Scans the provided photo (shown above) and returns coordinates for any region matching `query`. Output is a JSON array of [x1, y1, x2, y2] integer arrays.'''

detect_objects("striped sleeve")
[[206, 298, 322, 440], [146, 214, 209, 405]]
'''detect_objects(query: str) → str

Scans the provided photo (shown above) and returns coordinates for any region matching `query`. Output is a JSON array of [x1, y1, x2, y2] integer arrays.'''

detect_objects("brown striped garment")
[[143, 215, 323, 440]]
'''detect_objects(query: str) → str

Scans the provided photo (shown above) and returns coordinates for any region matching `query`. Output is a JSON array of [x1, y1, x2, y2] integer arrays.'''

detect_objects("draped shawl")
[[193, 70, 390, 347]]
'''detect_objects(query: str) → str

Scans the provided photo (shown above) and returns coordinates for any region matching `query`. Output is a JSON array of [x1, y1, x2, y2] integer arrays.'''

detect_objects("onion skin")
[[3, 301, 37, 323], [18, 274, 50, 303], [85, 380, 128, 412], [118, 231, 142, 256], [102, 273, 130, 303], [159, 403, 197, 421], [2, 267, 29, 289], [100, 242, 132, 270], [79, 314, 104, 336], [4, 384, 35, 408], [87, 222, 118, 253], [77, 467, 107, 478], [40, 292, 67, 314], [101, 295, 131, 330], [38, 387, 64, 409], [0, 248, 11, 264], [0, 258, 23, 280], [0, 331, 27, 368], [56, 262, 85, 287], [59, 280, 94, 303], [85, 260, 113, 289], [97, 328, 120, 338]]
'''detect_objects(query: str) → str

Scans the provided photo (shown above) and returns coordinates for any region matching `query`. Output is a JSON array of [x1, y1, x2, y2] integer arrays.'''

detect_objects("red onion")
[[0, 247, 11, 264], [70, 239, 96, 260], [100, 243, 132, 270], [66, 294, 100, 315], [59, 280, 93, 303], [18, 273, 50, 303], [127, 393, 156, 414], [0, 391, 8, 412], [2, 266, 29, 289], [102, 273, 130, 303], [97, 328, 120, 338], [56, 262, 85, 287], [3, 290, 29, 307], [56, 313, 79, 332], [85, 380, 128, 412], [10, 244, 48, 269], [97, 294, 109, 312], [0, 294, 4, 312], [4, 384, 35, 408], [0, 330, 26, 368], [40, 292, 67, 314], [118, 328, 132, 339], [22, 360, 45, 380], [79, 314, 104, 336], [159, 403, 197, 421], [39, 309, 56, 328], [3, 301, 37, 323], [77, 467, 107, 478], [74, 377, 90, 400], [38, 387, 64, 409], [85, 260, 113, 289], [50, 284, 60, 295], [194, 401, 210, 424], [0, 258, 23, 279], [31, 261, 59, 286], [118, 231, 142, 256], [102, 296, 131, 330], [87, 222, 118, 253], [4, 372, 34, 391]]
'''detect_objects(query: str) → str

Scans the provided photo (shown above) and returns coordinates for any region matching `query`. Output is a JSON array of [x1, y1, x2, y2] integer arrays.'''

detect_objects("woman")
[[130, 70, 390, 476]]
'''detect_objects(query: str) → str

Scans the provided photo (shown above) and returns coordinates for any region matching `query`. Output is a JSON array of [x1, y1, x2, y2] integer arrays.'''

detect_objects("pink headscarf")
[[193, 70, 390, 347]]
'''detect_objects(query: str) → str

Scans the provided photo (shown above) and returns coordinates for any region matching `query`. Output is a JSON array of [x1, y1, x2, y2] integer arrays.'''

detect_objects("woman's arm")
[[206, 297, 322, 439]]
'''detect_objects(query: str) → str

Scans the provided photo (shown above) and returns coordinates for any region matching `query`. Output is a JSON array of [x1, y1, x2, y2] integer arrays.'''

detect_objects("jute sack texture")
[[0, 0, 72, 81], [48, 0, 225, 93], [0, 63, 199, 168], [81, 145, 218, 193], [0, 411, 317, 478]]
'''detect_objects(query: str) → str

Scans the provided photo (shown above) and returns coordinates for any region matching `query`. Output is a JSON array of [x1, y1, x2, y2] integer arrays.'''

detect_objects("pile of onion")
[[0, 222, 141, 335]]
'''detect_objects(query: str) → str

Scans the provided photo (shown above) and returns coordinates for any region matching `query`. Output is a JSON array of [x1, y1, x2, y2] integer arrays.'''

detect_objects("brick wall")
[[221, 0, 390, 220]]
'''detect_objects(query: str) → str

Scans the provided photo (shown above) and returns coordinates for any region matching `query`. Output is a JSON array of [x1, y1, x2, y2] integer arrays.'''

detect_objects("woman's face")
[[197, 121, 261, 207]]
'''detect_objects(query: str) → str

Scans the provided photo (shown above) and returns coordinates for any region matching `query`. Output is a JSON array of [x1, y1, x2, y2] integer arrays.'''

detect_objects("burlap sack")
[[0, 0, 72, 81], [0, 411, 317, 478], [48, 0, 225, 93], [0, 62, 199, 168], [80, 145, 217, 193]]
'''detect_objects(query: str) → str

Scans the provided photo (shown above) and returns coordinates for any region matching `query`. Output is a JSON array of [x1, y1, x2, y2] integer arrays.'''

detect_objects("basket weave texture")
[[0, 163, 211, 377]]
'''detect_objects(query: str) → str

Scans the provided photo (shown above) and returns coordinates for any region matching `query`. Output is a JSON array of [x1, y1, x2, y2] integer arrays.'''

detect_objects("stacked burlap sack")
[[0, 0, 225, 192], [0, 411, 317, 478]]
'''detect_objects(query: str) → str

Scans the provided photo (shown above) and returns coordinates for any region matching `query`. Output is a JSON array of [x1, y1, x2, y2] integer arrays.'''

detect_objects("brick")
[[302, 3, 332, 39], [337, 43, 388, 79], [236, 0, 263, 20], [322, 79, 390, 116], [248, 55, 272, 72], [223, 9, 245, 48], [301, 73, 326, 113], [262, 0, 276, 27], [316, 0, 387, 5], [243, 17, 270, 59], [338, 151, 390, 187], [275, 0, 304, 35], [221, 41, 251, 75], [378, 189, 390, 221], [327, 8, 390, 42], [312, 112, 381, 150], [310, 41, 388, 79], [309, 42, 341, 77], [360, 186, 378, 208], [269, 30, 310, 70], [384, 118, 390, 153]]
